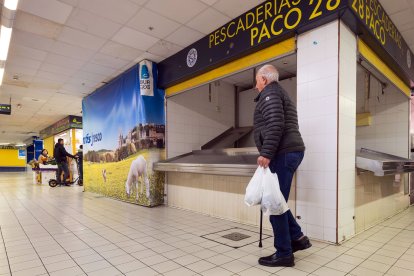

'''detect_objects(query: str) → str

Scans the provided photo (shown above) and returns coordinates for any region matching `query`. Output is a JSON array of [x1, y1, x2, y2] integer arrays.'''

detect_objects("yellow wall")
[[0, 149, 26, 167], [43, 136, 55, 156]]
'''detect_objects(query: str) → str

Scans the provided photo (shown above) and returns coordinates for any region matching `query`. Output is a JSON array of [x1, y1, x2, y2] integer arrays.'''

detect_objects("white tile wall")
[[337, 22, 357, 243], [296, 21, 340, 243], [356, 70, 410, 158], [167, 81, 235, 158]]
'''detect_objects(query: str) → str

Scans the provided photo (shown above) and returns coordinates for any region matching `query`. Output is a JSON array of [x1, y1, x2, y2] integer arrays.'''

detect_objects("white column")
[[296, 20, 357, 243], [337, 22, 357, 242]]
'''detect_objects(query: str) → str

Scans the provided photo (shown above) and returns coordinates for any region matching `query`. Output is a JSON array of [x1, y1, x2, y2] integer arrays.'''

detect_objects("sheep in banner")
[[125, 155, 150, 199]]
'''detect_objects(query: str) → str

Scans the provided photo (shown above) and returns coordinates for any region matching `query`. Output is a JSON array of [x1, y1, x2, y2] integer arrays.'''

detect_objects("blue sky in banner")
[[82, 65, 165, 152]]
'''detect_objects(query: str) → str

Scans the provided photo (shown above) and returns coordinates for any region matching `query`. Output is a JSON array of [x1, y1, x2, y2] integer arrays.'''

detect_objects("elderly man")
[[254, 64, 311, 267]]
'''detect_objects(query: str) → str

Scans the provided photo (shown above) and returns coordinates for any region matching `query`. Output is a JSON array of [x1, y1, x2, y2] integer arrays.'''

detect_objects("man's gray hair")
[[257, 64, 279, 83]]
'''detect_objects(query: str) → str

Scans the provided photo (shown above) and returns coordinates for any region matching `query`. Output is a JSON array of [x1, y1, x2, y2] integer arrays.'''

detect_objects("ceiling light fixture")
[[4, 0, 18, 10], [0, 0, 19, 86], [0, 25, 12, 60]]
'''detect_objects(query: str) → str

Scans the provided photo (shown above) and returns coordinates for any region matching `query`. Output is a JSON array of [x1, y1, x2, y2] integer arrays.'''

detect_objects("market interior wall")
[[355, 65, 410, 234], [166, 81, 235, 158]]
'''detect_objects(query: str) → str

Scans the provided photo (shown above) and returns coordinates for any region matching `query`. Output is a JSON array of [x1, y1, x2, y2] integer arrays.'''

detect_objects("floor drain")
[[222, 232, 250, 241]]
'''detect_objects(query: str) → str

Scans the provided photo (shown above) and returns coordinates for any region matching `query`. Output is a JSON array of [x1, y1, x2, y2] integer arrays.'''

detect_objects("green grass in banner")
[[84, 149, 165, 206]]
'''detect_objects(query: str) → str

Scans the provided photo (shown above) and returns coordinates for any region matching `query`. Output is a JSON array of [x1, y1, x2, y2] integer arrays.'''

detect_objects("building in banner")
[[149, 0, 414, 245]]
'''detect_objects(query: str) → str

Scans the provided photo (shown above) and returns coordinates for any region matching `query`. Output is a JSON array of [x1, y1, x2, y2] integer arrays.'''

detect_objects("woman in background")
[[38, 149, 50, 165]]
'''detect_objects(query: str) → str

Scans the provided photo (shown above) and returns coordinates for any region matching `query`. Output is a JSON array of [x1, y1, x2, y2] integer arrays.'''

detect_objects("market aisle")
[[0, 172, 413, 276]]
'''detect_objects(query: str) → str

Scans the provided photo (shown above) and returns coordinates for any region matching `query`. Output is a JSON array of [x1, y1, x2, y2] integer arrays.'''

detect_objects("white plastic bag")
[[261, 168, 289, 216], [244, 167, 265, 206]]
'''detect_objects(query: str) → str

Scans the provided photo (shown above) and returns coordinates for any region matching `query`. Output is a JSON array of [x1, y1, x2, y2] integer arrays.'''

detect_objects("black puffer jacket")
[[253, 81, 305, 159], [54, 143, 76, 163]]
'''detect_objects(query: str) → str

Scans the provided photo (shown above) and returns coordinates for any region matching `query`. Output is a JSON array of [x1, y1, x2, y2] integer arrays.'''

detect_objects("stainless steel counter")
[[356, 148, 414, 176], [154, 147, 259, 176]]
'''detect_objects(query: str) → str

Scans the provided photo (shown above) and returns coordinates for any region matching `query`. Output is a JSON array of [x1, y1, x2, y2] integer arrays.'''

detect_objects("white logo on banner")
[[139, 60, 154, 96], [407, 49, 412, 69], [187, 48, 197, 67]]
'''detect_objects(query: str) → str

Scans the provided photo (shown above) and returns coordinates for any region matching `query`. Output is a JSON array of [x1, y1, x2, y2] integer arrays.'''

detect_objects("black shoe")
[[292, 236, 312, 253], [258, 253, 294, 267]]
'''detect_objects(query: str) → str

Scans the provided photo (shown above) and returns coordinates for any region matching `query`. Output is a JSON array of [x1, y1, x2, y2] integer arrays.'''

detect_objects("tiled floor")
[[0, 173, 413, 276]]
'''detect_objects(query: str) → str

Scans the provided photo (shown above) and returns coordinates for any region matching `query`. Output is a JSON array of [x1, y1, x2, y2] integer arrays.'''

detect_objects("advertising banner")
[[18, 149, 26, 159], [138, 60, 154, 96], [82, 61, 165, 207]]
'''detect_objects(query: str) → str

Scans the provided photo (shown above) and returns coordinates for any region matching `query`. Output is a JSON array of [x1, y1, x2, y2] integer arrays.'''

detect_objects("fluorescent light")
[[0, 68, 4, 86], [0, 26, 12, 61], [4, 0, 18, 11], [0, 143, 10, 145]]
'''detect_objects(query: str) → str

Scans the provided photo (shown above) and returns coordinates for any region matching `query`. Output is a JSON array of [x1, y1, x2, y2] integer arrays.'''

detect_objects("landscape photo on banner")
[[82, 61, 165, 207]]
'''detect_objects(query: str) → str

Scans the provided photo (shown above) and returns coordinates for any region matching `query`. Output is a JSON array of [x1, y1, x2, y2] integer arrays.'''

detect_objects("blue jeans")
[[268, 151, 304, 257]]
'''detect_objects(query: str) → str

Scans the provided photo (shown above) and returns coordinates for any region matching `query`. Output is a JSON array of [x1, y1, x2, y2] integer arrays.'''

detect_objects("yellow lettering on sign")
[[257, 23, 271, 44], [278, 0, 292, 14], [285, 7, 302, 29], [251, 27, 259, 46], [245, 12, 255, 30], [227, 21, 236, 38], [220, 26, 226, 43], [209, 34, 214, 48], [271, 15, 284, 35], [264, 1, 273, 20], [256, 5, 264, 24], [237, 17, 246, 35], [309, 0, 323, 20]]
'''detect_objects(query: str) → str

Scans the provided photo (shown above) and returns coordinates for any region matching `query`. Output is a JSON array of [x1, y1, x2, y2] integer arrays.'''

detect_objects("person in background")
[[54, 138, 77, 186], [75, 145, 83, 183], [253, 64, 311, 267], [37, 149, 49, 165]]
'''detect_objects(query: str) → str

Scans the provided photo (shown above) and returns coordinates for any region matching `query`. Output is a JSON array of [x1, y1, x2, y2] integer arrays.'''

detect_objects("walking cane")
[[259, 209, 263, 247]]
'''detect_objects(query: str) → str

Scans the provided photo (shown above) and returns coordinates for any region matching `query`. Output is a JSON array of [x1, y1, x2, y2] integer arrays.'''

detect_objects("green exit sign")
[[0, 104, 11, 115]]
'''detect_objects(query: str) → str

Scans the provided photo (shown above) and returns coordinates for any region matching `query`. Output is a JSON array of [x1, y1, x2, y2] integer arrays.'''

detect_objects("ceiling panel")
[[44, 53, 85, 70], [57, 27, 107, 51], [213, 0, 263, 18], [200, 0, 219, 5], [81, 63, 118, 77], [165, 26, 204, 47], [5, 63, 38, 76], [19, 0, 73, 24], [7, 56, 42, 70], [8, 45, 48, 62], [134, 52, 165, 63], [65, 8, 122, 39], [99, 41, 144, 61], [48, 41, 96, 61], [11, 29, 54, 52], [77, 0, 141, 24], [39, 63, 78, 76], [186, 7, 231, 34], [111, 26, 159, 51], [127, 8, 181, 39], [147, 40, 183, 58], [89, 53, 131, 70], [35, 71, 71, 83], [145, 0, 208, 24], [14, 11, 63, 39]]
